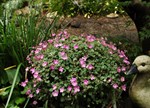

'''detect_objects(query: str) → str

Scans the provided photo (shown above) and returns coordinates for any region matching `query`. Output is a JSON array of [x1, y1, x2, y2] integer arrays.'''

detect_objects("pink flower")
[[26, 55, 31, 62], [70, 77, 77, 83], [39, 42, 42, 46], [80, 59, 86, 68], [80, 58, 85, 63], [59, 67, 64, 72], [72, 81, 78, 86], [79, 56, 87, 68], [118, 50, 126, 57], [121, 66, 126, 72], [81, 63, 86, 68], [35, 49, 40, 54], [34, 54, 44, 60], [123, 59, 130, 65], [50, 65, 55, 70], [117, 67, 121, 73], [74, 86, 80, 94], [86, 64, 94, 70], [88, 44, 93, 48], [70, 77, 78, 86], [48, 39, 53, 43], [61, 38, 65, 41], [67, 86, 72, 92], [52, 90, 59, 97], [25, 67, 29, 72], [60, 51, 66, 56], [37, 76, 42, 81], [33, 83, 37, 87], [83, 80, 89, 85], [37, 47, 42, 51], [120, 77, 125, 82], [36, 88, 40, 94], [33, 101, 38, 105], [108, 44, 117, 50], [52, 33, 56, 37], [21, 81, 27, 87], [107, 78, 112, 83], [60, 87, 64, 93], [82, 56, 88, 61], [54, 43, 62, 48], [60, 52, 68, 60], [100, 40, 107, 46], [58, 32, 63, 36], [42, 42, 48, 49], [33, 71, 39, 78], [61, 55, 68, 60], [53, 60, 59, 65], [29, 94, 33, 98], [86, 35, 96, 42], [111, 46, 117, 51], [119, 54, 124, 58], [121, 85, 126, 91], [90, 75, 95, 80], [26, 89, 31, 95], [113, 83, 118, 89], [25, 79, 28, 83], [79, 59, 85, 64], [30, 68, 36, 74], [62, 45, 69, 50], [40, 54, 44, 59], [52, 84, 57, 90], [42, 61, 48, 67], [74, 45, 79, 49], [63, 30, 67, 35]]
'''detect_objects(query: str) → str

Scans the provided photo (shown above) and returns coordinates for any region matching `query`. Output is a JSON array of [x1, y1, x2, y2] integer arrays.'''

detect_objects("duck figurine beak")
[[126, 64, 139, 75]]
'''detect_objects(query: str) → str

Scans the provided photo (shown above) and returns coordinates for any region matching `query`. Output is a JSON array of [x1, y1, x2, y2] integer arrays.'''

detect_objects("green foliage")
[[139, 15, 150, 41], [0, 11, 58, 67], [118, 0, 150, 41], [22, 31, 130, 107], [139, 27, 150, 41], [50, 0, 124, 17]]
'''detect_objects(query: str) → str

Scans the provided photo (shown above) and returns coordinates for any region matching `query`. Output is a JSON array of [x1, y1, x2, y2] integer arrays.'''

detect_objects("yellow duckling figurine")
[[127, 55, 150, 108]]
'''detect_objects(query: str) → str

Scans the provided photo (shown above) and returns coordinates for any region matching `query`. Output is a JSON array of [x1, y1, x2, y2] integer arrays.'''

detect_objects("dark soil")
[[57, 15, 139, 43]]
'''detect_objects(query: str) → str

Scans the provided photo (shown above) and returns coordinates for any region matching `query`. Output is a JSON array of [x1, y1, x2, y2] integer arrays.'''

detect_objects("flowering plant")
[[21, 31, 130, 107]]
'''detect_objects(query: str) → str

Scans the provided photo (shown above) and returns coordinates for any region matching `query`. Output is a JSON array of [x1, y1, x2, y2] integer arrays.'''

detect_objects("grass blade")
[[5, 63, 22, 108]]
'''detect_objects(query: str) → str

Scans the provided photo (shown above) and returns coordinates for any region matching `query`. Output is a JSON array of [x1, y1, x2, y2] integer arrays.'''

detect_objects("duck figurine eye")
[[141, 63, 146, 67]]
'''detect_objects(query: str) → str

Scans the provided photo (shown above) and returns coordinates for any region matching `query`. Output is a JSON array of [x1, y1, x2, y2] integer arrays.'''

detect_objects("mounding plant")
[[21, 31, 130, 108]]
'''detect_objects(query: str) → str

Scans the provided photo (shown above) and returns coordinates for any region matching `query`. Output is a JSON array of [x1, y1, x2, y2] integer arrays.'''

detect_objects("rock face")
[[58, 15, 139, 42]]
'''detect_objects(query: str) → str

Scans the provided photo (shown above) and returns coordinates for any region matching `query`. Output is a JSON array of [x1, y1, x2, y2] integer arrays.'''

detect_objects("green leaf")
[[15, 97, 26, 105], [0, 69, 8, 84], [5, 68, 21, 84], [0, 86, 11, 96]]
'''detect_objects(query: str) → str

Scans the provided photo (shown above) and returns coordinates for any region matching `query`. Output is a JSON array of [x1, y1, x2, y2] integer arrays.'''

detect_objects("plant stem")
[[112, 90, 117, 108], [23, 98, 30, 108]]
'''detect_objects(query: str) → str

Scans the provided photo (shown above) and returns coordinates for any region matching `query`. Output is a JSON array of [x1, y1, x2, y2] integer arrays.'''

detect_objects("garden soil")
[[55, 15, 139, 43]]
